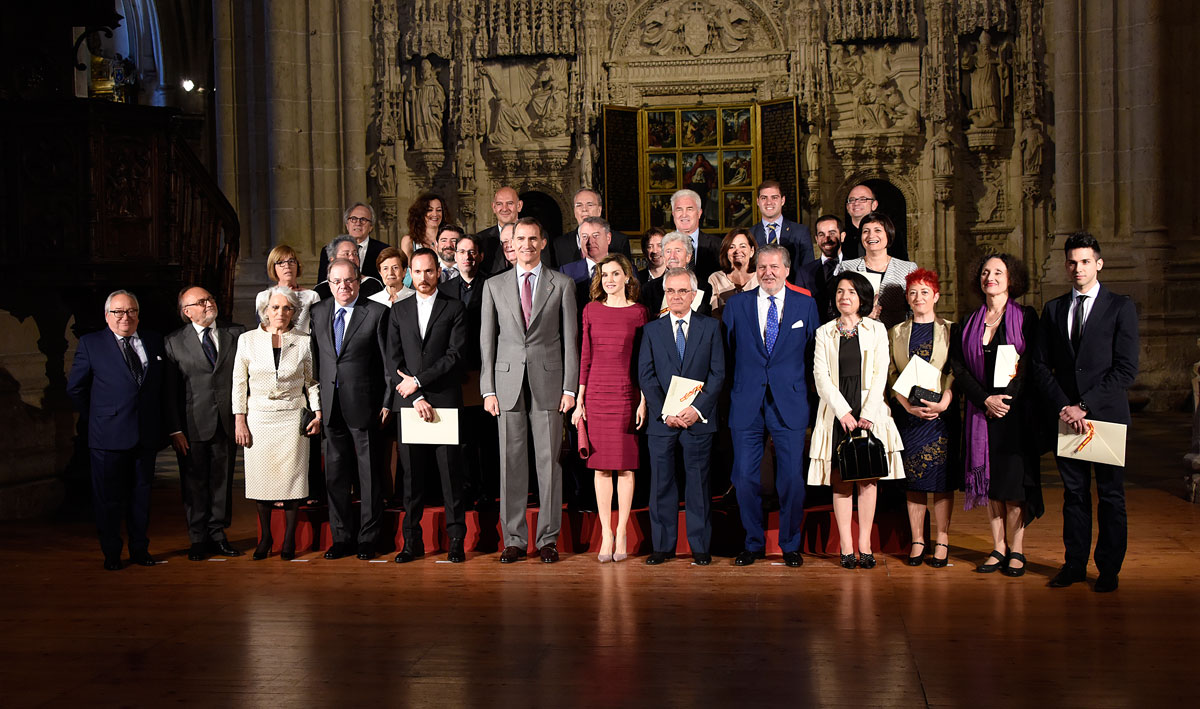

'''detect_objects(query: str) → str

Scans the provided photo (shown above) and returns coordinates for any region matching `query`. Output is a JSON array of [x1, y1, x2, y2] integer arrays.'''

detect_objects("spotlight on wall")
[[181, 79, 195, 92]]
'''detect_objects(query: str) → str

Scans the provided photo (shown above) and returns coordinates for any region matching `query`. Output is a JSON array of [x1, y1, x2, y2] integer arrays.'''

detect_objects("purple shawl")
[[961, 300, 1026, 510]]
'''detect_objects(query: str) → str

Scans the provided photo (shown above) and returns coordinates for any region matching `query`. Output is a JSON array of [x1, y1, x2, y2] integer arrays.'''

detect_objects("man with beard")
[[795, 215, 846, 323]]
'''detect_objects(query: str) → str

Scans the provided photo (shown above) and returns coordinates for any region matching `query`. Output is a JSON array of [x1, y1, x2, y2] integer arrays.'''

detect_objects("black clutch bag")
[[300, 408, 318, 437], [909, 386, 941, 407], [836, 429, 888, 482]]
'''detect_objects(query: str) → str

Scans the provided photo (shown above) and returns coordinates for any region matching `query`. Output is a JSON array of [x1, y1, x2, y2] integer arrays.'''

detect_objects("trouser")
[[91, 445, 156, 559], [732, 396, 808, 553], [647, 430, 714, 554], [323, 397, 382, 545], [498, 379, 563, 549], [176, 427, 235, 544], [1056, 456, 1127, 576]]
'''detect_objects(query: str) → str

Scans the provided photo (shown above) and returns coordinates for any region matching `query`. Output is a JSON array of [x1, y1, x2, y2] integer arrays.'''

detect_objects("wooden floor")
[[2, 413, 1198, 707]]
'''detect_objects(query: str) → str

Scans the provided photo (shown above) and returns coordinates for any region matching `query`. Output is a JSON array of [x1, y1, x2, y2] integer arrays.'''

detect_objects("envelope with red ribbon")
[[1056, 419, 1126, 466]]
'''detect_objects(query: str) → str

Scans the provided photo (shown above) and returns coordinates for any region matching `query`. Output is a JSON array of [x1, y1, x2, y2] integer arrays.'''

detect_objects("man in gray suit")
[[164, 286, 246, 561], [480, 217, 580, 563]]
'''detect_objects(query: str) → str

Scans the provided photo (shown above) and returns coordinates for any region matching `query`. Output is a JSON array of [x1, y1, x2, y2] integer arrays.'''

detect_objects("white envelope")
[[400, 407, 459, 445], [862, 272, 883, 299], [658, 290, 706, 317], [993, 345, 1020, 388], [662, 375, 705, 417], [1056, 419, 1126, 466], [892, 356, 943, 399]]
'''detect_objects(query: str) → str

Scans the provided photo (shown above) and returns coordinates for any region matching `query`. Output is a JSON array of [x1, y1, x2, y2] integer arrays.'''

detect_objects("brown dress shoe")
[[499, 546, 527, 563], [539, 543, 560, 563]]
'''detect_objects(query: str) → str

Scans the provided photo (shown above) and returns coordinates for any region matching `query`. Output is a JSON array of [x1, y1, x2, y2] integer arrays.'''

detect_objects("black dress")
[[832, 331, 862, 452]]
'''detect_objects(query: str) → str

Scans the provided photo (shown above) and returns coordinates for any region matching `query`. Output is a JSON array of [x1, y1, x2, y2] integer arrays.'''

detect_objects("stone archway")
[[862, 178, 908, 261], [518, 191, 564, 241]]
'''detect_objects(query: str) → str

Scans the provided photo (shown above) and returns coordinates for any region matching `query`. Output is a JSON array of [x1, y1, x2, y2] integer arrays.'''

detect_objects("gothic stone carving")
[[480, 59, 571, 148], [830, 44, 920, 134], [827, 0, 920, 43], [475, 0, 577, 58], [639, 0, 752, 56], [402, 0, 452, 59], [407, 58, 446, 151], [960, 30, 1012, 129]]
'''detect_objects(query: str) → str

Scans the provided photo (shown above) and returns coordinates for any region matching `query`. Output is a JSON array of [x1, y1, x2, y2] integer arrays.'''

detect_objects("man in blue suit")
[[67, 290, 166, 570], [723, 244, 819, 567], [638, 268, 725, 565], [751, 180, 813, 283]]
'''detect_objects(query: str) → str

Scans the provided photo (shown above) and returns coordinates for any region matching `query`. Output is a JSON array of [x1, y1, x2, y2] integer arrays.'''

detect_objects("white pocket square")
[[156, 355, 163, 360], [791, 320, 804, 329]]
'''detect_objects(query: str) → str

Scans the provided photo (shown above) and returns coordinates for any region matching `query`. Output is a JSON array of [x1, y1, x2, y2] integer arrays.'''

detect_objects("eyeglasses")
[[664, 289, 695, 296], [346, 216, 372, 225], [108, 309, 139, 318], [329, 277, 359, 286], [275, 259, 298, 267], [182, 298, 215, 308], [455, 248, 478, 256], [846, 197, 875, 205]]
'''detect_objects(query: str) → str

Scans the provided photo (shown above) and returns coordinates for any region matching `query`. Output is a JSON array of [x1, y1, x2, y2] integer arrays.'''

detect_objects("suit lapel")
[[423, 297, 448, 345], [680, 317, 701, 372], [1056, 294, 1076, 356], [1078, 287, 1110, 351], [339, 301, 368, 356], [526, 268, 554, 332], [181, 326, 211, 370]]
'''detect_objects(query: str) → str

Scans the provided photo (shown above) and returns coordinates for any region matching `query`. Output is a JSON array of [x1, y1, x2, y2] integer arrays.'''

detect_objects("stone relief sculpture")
[[480, 59, 571, 147], [828, 0, 920, 42], [834, 44, 920, 132], [528, 62, 568, 136], [960, 30, 1011, 128], [407, 59, 446, 150], [370, 148, 397, 196], [1020, 121, 1044, 175], [640, 0, 752, 56]]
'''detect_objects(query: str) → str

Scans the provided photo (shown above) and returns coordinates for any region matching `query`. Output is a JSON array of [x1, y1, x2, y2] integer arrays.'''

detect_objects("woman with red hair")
[[888, 269, 960, 568]]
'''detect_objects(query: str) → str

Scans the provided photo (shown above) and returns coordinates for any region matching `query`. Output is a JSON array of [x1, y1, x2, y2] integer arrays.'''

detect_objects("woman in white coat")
[[808, 272, 905, 569]]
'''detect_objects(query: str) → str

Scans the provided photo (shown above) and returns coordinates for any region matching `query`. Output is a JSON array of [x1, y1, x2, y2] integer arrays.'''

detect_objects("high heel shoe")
[[840, 553, 857, 569], [253, 539, 272, 561], [928, 542, 950, 568], [858, 552, 877, 569], [613, 535, 628, 562], [906, 541, 927, 566], [1002, 551, 1026, 577], [974, 550, 1007, 573], [597, 531, 614, 563], [280, 547, 295, 561]]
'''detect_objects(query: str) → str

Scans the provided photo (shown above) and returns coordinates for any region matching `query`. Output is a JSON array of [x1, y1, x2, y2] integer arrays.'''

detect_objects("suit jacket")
[[317, 236, 388, 283], [638, 313, 725, 436], [694, 231, 722, 283], [640, 276, 713, 319], [387, 292, 466, 409], [474, 225, 507, 277], [438, 278, 483, 371], [1031, 286, 1139, 425], [164, 322, 246, 442], [314, 275, 383, 301], [722, 287, 819, 431], [550, 228, 633, 268], [560, 258, 593, 285], [232, 328, 320, 414], [796, 256, 841, 323], [751, 218, 813, 278], [67, 329, 166, 451], [309, 296, 390, 428], [480, 264, 580, 411]]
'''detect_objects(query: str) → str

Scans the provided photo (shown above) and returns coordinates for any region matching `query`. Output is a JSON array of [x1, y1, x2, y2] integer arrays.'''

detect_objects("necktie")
[[765, 295, 779, 355], [675, 319, 687, 363], [767, 223, 778, 244], [201, 327, 217, 367], [334, 308, 346, 356], [442, 267, 453, 281], [1070, 294, 1087, 348], [521, 272, 534, 329], [121, 337, 144, 385], [823, 257, 837, 283]]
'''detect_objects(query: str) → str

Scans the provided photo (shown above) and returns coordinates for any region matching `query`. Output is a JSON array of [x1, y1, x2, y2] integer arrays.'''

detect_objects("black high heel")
[[858, 553, 877, 569], [1002, 552, 1026, 577], [906, 541, 927, 566], [253, 538, 272, 561], [928, 543, 950, 568], [840, 554, 857, 569], [280, 546, 296, 561], [975, 550, 1007, 573]]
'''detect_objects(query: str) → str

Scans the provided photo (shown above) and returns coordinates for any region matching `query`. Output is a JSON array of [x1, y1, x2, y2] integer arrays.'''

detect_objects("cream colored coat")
[[807, 317, 905, 485]]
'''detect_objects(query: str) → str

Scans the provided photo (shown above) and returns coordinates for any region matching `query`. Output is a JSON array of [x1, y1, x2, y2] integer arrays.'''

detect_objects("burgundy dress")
[[579, 301, 649, 470]]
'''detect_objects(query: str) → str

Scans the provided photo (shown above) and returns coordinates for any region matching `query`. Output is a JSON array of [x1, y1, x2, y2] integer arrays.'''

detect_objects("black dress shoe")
[[210, 539, 242, 557], [1093, 574, 1119, 593], [103, 557, 123, 571], [539, 543, 560, 563], [324, 542, 352, 560], [692, 552, 711, 565], [928, 543, 950, 568], [130, 552, 157, 567], [499, 546, 527, 563], [356, 543, 376, 561], [1048, 564, 1086, 588], [645, 551, 674, 565], [733, 549, 764, 566], [394, 547, 424, 563], [857, 553, 877, 569], [280, 548, 295, 561], [188, 543, 207, 561], [783, 551, 804, 568], [906, 541, 927, 566], [447, 539, 466, 563], [840, 554, 857, 569], [975, 550, 1007, 574], [1002, 552, 1027, 577]]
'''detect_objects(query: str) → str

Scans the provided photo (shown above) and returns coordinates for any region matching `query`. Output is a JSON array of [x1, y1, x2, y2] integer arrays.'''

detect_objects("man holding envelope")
[[389, 248, 468, 563], [637, 268, 725, 565], [1032, 233, 1139, 593]]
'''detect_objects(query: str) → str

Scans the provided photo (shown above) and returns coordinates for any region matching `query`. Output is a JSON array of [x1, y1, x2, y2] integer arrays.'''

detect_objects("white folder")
[[993, 344, 1020, 388], [862, 272, 883, 299], [1056, 419, 1126, 467], [661, 376, 705, 417], [892, 356, 943, 399], [400, 407, 460, 445]]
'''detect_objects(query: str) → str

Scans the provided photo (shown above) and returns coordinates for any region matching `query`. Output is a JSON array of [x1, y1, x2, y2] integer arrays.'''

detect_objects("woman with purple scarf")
[[949, 253, 1044, 577]]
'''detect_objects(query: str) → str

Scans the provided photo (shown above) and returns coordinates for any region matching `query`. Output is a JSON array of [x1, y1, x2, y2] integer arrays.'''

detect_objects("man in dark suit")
[[559, 216, 611, 286], [67, 290, 166, 570], [389, 248, 469, 563], [314, 237, 384, 300], [164, 286, 246, 561], [310, 258, 391, 561], [1031, 232, 1139, 593], [317, 201, 388, 282], [638, 268, 725, 566], [476, 186, 522, 275], [751, 180, 813, 279], [549, 188, 632, 268], [640, 231, 713, 319], [842, 184, 877, 260], [793, 214, 846, 323], [669, 188, 721, 282], [723, 244, 819, 567]]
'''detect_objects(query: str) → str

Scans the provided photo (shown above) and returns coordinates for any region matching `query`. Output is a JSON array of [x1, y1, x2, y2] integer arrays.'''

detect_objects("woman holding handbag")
[[888, 269, 960, 568], [808, 272, 905, 569]]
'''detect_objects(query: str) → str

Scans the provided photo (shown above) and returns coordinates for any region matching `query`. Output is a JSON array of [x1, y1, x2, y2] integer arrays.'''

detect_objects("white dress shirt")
[[415, 290, 437, 339], [112, 331, 148, 367], [1066, 281, 1101, 335], [190, 322, 219, 353], [662, 310, 706, 423], [757, 286, 785, 341]]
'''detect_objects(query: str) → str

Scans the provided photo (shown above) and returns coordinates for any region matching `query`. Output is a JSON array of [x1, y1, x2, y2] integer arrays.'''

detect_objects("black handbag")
[[300, 407, 318, 437], [909, 386, 941, 407], [836, 428, 887, 482]]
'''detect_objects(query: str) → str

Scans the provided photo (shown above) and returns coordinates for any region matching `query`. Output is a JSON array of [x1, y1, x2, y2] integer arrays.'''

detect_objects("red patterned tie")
[[521, 272, 534, 329]]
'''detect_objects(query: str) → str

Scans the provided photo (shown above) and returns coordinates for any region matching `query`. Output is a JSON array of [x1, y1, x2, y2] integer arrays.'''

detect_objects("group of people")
[[67, 180, 1139, 592]]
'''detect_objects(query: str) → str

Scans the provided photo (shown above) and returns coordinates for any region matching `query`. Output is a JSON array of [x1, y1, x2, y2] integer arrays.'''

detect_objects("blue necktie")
[[334, 308, 346, 356], [675, 319, 686, 364], [765, 295, 778, 355], [767, 223, 778, 244], [200, 327, 217, 368]]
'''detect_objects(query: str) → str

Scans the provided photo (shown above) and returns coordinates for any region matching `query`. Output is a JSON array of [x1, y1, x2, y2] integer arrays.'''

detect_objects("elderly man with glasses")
[[318, 202, 389, 283]]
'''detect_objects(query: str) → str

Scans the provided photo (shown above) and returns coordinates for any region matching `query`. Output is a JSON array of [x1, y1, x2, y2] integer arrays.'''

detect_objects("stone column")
[[1051, 0, 1081, 237], [339, 0, 369, 214]]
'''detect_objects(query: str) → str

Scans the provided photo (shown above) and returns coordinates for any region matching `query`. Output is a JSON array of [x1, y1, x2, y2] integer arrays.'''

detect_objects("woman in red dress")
[[572, 254, 649, 562]]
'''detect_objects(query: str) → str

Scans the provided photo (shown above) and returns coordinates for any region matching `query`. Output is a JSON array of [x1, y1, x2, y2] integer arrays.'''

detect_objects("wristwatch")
[[1078, 400, 1089, 412]]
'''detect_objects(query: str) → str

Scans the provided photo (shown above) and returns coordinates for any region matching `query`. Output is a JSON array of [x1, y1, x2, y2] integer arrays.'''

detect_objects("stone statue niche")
[[960, 30, 1012, 130], [406, 57, 446, 151], [479, 58, 571, 149]]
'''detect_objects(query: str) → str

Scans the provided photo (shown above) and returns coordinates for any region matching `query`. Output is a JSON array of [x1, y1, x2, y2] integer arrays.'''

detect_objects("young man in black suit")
[[1031, 232, 1139, 593], [750, 180, 813, 277], [390, 248, 469, 563]]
